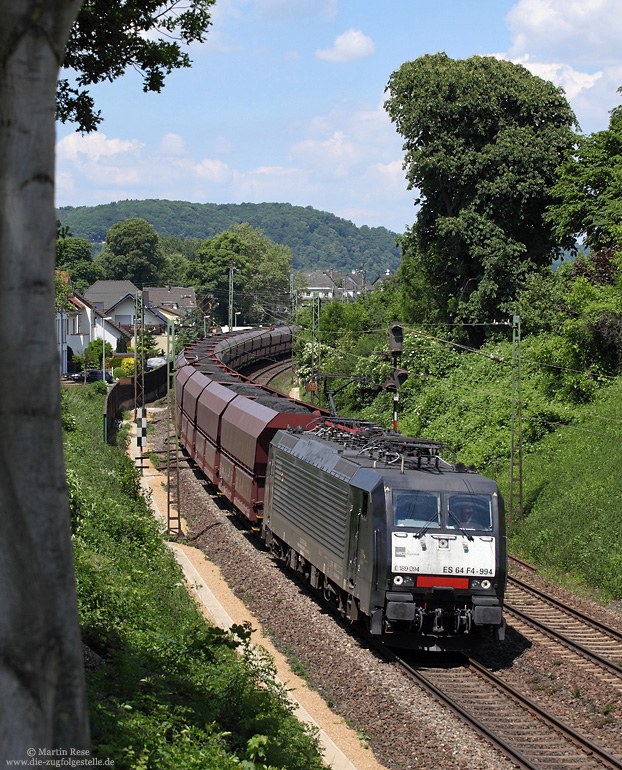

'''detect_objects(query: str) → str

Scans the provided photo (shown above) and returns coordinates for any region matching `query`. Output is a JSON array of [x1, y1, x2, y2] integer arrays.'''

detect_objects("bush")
[[121, 357, 135, 376], [113, 366, 125, 380]]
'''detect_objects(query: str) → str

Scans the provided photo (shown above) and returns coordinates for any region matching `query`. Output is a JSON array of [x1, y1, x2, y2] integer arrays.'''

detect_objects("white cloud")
[[195, 158, 232, 184], [496, 0, 622, 131], [362, 161, 407, 197], [516, 57, 602, 100], [158, 133, 187, 155], [491, 52, 603, 100], [56, 132, 144, 162], [289, 130, 364, 177], [233, 165, 313, 203], [507, 0, 622, 63], [316, 29, 375, 63]]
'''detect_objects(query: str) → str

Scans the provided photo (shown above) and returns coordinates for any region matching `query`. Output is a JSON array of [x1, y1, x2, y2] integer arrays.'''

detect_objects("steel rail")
[[389, 645, 622, 770], [508, 575, 622, 645]]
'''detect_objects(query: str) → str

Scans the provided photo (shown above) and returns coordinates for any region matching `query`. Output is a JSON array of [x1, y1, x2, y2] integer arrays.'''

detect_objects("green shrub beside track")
[[62, 385, 323, 770]]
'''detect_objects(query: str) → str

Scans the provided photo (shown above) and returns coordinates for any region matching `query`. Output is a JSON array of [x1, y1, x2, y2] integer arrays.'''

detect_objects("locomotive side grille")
[[272, 453, 349, 558]]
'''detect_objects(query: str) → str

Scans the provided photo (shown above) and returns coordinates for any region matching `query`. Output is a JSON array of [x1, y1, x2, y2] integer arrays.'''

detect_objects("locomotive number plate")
[[391, 532, 496, 576]]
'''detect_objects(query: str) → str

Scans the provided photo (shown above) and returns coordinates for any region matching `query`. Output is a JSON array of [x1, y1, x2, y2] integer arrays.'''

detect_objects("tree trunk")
[[0, 1, 89, 760]]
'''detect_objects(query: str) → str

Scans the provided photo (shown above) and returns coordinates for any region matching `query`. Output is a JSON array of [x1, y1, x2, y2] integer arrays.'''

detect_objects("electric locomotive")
[[262, 418, 506, 650]]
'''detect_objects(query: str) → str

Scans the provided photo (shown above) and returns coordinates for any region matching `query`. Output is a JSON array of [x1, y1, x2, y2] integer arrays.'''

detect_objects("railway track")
[[505, 576, 622, 692], [245, 358, 293, 389], [393, 651, 622, 770], [377, 560, 622, 768]]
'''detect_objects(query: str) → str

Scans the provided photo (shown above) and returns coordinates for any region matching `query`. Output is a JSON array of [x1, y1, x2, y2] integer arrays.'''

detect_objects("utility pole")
[[228, 264, 236, 330], [290, 271, 296, 321], [310, 295, 321, 405], [166, 319, 182, 536], [133, 291, 145, 421], [510, 315, 523, 529], [133, 291, 146, 475]]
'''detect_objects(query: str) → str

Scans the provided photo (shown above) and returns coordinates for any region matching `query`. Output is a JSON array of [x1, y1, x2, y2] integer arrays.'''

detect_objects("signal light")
[[389, 322, 403, 353], [384, 368, 409, 390], [394, 368, 408, 388]]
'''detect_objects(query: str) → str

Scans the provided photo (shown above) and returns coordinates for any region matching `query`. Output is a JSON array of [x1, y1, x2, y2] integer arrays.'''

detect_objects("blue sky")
[[55, 0, 622, 234]]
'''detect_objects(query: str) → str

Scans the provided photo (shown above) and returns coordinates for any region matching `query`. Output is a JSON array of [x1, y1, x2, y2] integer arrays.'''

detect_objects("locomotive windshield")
[[447, 494, 492, 531], [393, 490, 441, 529], [392, 490, 493, 531]]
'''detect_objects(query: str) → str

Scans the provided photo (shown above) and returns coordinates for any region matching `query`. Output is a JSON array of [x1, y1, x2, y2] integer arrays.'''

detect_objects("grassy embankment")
[[62, 384, 324, 770]]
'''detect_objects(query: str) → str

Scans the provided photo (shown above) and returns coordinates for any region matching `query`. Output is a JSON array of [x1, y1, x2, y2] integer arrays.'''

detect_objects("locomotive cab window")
[[393, 490, 441, 528], [447, 494, 492, 530]]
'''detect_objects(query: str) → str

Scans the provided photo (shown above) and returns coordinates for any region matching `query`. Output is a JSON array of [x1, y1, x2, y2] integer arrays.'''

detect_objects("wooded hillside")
[[56, 199, 401, 277]]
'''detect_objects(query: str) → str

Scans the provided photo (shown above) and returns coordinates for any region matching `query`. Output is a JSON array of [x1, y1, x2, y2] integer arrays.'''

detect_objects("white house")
[[57, 291, 131, 376], [300, 270, 374, 303]]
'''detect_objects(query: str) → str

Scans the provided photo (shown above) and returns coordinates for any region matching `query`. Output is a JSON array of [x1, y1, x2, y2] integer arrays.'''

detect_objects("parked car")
[[70, 369, 113, 384], [146, 356, 167, 370]]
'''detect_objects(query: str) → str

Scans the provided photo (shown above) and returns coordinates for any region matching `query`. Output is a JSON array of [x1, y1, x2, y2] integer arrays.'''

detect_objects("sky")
[[55, 0, 622, 235]]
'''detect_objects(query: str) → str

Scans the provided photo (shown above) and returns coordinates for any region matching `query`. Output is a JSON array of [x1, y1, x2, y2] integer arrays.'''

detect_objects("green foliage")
[[508, 379, 622, 599], [55, 271, 73, 312], [547, 98, 622, 252], [137, 327, 164, 359], [57, 236, 105, 294], [56, 199, 401, 276], [77, 339, 114, 371], [62, 387, 324, 769], [187, 224, 293, 325], [385, 53, 578, 334], [57, 235, 93, 268], [99, 218, 166, 287], [514, 268, 566, 336], [58, 1, 216, 132]]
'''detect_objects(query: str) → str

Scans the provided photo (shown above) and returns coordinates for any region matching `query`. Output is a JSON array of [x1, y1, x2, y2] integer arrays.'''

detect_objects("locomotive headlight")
[[481, 579, 491, 590], [393, 575, 404, 585]]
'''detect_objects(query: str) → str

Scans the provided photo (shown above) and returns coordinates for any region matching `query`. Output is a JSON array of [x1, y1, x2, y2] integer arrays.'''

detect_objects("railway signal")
[[384, 368, 409, 431], [389, 322, 403, 354]]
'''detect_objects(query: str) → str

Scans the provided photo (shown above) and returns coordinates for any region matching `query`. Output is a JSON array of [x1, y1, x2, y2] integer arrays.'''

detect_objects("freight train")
[[176, 326, 507, 650]]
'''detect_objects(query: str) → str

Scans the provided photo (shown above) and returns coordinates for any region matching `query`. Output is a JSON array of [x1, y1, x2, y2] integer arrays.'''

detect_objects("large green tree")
[[385, 53, 578, 337], [235, 223, 293, 324], [99, 217, 166, 286], [547, 97, 622, 252], [188, 224, 294, 325], [58, 0, 215, 132], [56, 235, 105, 292]]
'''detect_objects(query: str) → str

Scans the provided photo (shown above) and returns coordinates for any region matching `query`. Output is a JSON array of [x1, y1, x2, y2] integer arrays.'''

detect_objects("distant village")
[[56, 268, 391, 376]]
